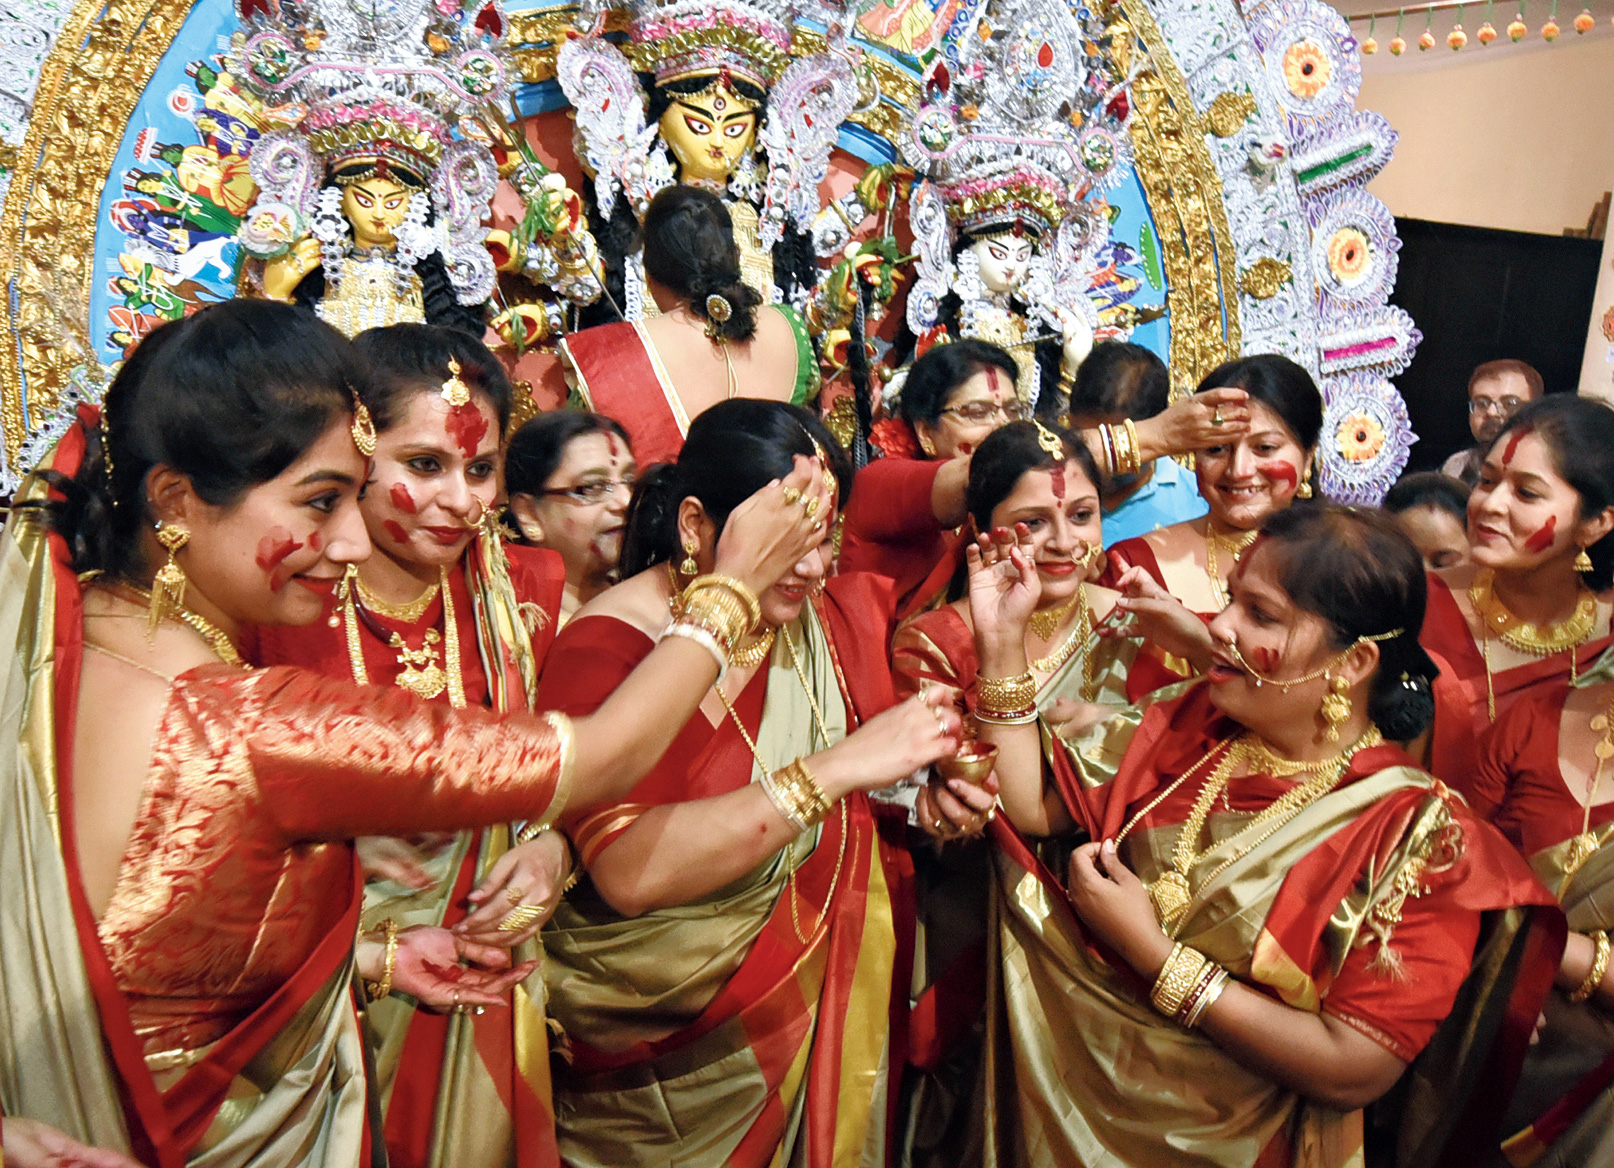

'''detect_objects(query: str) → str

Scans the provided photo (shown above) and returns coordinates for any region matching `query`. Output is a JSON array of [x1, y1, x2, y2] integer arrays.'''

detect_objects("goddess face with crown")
[[900, 0, 1133, 413], [557, 0, 861, 321]]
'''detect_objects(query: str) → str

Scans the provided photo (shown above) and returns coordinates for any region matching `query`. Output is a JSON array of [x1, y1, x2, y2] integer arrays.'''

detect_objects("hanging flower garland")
[[1355, 0, 1610, 50]]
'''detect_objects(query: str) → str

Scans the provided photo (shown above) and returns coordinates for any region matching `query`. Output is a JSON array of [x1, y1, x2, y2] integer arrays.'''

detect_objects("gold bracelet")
[[977, 671, 1037, 715], [974, 706, 1039, 726], [366, 918, 400, 1002], [774, 758, 832, 829], [678, 587, 750, 646], [1098, 424, 1118, 478], [558, 833, 584, 895], [1183, 966, 1231, 1028], [1121, 419, 1142, 474], [1570, 930, 1611, 1003], [1150, 943, 1210, 1019]]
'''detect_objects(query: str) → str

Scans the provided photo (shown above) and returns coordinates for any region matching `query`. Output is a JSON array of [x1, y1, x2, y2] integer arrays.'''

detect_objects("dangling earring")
[[1320, 673, 1352, 742], [1574, 546, 1594, 573], [150, 522, 190, 637], [329, 562, 360, 628], [680, 538, 700, 580], [1297, 470, 1313, 500]]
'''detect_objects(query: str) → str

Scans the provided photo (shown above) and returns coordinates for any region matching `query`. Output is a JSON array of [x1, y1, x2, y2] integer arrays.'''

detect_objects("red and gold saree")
[[974, 682, 1562, 1167], [0, 422, 574, 1167], [252, 537, 566, 1168], [535, 574, 910, 1168], [1471, 684, 1614, 1167]]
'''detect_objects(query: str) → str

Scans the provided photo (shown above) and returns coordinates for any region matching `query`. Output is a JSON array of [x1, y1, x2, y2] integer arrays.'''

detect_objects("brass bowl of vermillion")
[[934, 742, 998, 787]]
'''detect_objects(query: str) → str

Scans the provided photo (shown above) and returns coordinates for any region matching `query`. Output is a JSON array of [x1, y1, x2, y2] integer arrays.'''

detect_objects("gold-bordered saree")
[[538, 575, 909, 1168], [974, 682, 1563, 1168]]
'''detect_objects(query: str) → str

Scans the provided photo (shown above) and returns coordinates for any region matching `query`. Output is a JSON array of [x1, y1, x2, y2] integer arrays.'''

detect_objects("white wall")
[[1358, 34, 1614, 236]]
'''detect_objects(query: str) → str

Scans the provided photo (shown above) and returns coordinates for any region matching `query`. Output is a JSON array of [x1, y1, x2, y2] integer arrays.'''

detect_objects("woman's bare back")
[[641, 305, 799, 423]]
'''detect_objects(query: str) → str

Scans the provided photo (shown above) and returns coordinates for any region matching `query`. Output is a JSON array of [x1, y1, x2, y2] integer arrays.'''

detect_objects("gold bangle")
[[1122, 419, 1142, 474], [1098, 424, 1118, 478], [1150, 943, 1210, 1019], [771, 757, 831, 829], [676, 595, 748, 651], [366, 918, 400, 1002], [685, 575, 762, 632], [1570, 930, 1611, 1004], [974, 706, 1039, 725], [558, 834, 584, 895], [977, 671, 1037, 715]]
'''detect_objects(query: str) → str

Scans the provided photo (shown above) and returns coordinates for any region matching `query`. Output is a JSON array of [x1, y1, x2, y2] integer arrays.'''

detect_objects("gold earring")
[[1297, 473, 1313, 500], [150, 522, 190, 638], [680, 539, 699, 579], [1575, 546, 1594, 573], [918, 434, 937, 458], [1320, 673, 1352, 742], [329, 562, 360, 628]]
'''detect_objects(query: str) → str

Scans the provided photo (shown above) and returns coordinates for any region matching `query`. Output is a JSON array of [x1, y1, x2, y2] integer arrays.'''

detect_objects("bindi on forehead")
[[984, 367, 1004, 397]]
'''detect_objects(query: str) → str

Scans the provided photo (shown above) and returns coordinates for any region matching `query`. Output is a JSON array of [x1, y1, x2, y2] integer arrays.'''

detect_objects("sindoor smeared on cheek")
[[1253, 645, 1279, 674], [1524, 514, 1557, 554], [390, 483, 417, 515], [1259, 461, 1297, 494], [384, 520, 410, 544], [256, 528, 304, 591], [445, 404, 488, 460]]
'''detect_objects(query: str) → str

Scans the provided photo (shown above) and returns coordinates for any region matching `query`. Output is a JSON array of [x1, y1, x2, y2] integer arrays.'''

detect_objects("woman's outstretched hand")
[[361, 926, 538, 1013], [1068, 840, 1173, 979], [1139, 387, 1251, 459], [1110, 565, 1216, 670], [1, 1120, 143, 1168], [712, 454, 833, 598], [967, 525, 1041, 667], [455, 829, 570, 948], [812, 688, 963, 801]]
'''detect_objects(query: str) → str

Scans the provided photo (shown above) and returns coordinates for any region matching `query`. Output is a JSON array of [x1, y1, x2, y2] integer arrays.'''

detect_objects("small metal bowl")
[[934, 743, 999, 787]]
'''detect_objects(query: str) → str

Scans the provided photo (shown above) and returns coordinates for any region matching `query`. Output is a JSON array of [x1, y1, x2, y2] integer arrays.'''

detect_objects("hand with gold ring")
[[782, 485, 803, 506], [710, 454, 835, 601], [1141, 387, 1251, 457], [1210, 405, 1223, 427], [916, 770, 1000, 842], [455, 830, 571, 948], [361, 924, 537, 1013]]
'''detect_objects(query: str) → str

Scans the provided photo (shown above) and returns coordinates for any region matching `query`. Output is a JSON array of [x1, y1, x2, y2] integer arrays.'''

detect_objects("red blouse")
[[839, 456, 964, 620]]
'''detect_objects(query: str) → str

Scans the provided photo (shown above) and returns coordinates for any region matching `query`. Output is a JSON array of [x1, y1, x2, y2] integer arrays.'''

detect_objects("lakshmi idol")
[[248, 324, 569, 1167], [931, 503, 1562, 1167], [233, 0, 599, 338], [0, 300, 859, 1167], [535, 400, 963, 1167], [1419, 395, 1614, 791]]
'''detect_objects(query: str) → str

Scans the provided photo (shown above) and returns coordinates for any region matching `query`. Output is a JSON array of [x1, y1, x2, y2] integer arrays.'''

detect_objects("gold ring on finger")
[[803, 496, 820, 520], [1210, 406, 1223, 426], [782, 486, 802, 505], [498, 904, 545, 932], [505, 885, 525, 906]]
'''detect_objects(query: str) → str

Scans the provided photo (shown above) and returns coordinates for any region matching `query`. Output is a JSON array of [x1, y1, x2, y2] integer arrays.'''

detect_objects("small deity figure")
[[898, 0, 1136, 414], [230, 0, 599, 338]]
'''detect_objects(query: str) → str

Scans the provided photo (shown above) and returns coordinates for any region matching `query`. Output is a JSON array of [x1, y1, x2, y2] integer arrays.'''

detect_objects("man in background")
[[1442, 359, 1544, 484], [1067, 342, 1208, 546]]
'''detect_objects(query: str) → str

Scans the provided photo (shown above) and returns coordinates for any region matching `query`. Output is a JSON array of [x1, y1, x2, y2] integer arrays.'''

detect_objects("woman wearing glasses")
[[251, 323, 575, 1168], [507, 411, 639, 628]]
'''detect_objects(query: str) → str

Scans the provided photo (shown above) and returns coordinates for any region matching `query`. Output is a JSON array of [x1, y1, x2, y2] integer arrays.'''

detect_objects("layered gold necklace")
[[1028, 584, 1097, 700], [1204, 526, 1259, 609], [1469, 567, 1598, 718], [1113, 726, 1384, 935], [342, 566, 467, 707]]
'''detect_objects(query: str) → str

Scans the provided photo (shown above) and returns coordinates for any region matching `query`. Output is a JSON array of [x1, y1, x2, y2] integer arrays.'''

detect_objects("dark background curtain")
[[1387, 218, 1602, 472]]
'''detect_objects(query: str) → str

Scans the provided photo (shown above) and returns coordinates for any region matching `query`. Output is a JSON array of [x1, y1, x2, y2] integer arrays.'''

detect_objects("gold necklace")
[[1029, 588, 1082, 639], [1205, 526, 1259, 608], [343, 565, 467, 707], [730, 628, 776, 670], [354, 574, 440, 624], [1113, 728, 1381, 934], [105, 582, 245, 667], [1030, 584, 1094, 678], [1469, 568, 1597, 656]]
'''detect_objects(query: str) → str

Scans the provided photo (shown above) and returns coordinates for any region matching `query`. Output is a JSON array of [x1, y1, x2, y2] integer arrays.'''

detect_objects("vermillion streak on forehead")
[[606, 432, 623, 461], [390, 483, 417, 515], [445, 403, 488, 460], [1502, 424, 1532, 467], [1049, 465, 1066, 500], [985, 367, 1003, 397], [1524, 515, 1557, 554]]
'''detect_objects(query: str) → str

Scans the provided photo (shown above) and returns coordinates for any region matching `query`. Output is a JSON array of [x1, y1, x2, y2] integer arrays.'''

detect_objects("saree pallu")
[[541, 582, 905, 1167], [974, 683, 1562, 1168], [0, 424, 373, 1167]]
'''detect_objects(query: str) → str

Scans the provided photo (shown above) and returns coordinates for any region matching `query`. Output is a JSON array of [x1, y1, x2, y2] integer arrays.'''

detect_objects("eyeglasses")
[[539, 477, 637, 505], [1469, 396, 1524, 416], [942, 399, 1027, 424]]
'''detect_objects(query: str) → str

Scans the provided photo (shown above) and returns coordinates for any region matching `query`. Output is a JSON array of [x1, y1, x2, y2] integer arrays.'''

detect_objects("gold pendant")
[[1149, 870, 1193, 930], [391, 630, 447, 700], [1565, 832, 1599, 881]]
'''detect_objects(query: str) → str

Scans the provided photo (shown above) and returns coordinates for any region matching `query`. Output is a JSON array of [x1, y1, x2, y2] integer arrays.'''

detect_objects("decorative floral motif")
[[1310, 187, 1399, 310], [1317, 374, 1415, 504], [1281, 41, 1332, 98], [1326, 227, 1370, 283]]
